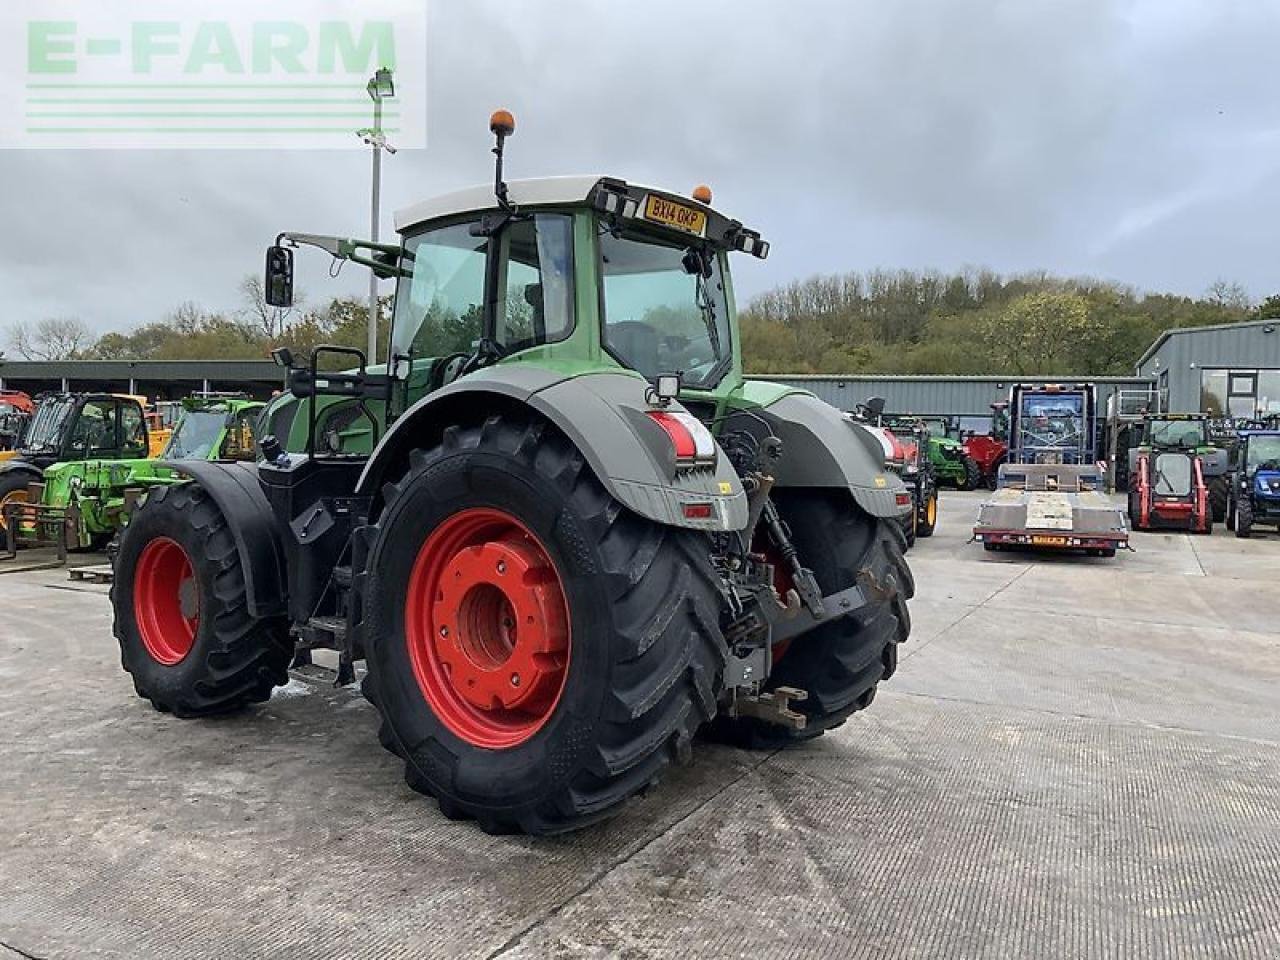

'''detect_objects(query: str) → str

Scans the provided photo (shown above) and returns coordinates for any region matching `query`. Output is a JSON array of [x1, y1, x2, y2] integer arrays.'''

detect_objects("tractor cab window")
[[69, 400, 120, 455], [599, 231, 732, 389], [496, 215, 574, 351], [22, 398, 75, 453], [1147, 419, 1203, 448], [392, 220, 487, 360], [390, 214, 575, 364], [1246, 436, 1280, 472], [167, 410, 225, 460], [120, 402, 147, 457]]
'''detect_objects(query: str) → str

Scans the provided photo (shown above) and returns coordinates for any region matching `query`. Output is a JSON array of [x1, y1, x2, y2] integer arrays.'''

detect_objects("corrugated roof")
[[1135, 317, 1278, 370]]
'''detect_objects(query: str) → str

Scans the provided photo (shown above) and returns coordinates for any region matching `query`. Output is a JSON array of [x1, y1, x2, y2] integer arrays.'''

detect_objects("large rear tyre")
[[112, 483, 292, 717], [360, 415, 727, 834], [712, 491, 913, 749], [1208, 476, 1228, 523]]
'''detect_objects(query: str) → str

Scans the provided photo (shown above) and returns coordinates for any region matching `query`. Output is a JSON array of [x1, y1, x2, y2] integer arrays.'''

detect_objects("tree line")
[[7, 268, 1277, 377], [741, 269, 1276, 376]]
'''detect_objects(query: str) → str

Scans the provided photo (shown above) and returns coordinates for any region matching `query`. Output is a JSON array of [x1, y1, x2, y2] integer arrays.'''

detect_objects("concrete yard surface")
[[2, 491, 1279, 959]]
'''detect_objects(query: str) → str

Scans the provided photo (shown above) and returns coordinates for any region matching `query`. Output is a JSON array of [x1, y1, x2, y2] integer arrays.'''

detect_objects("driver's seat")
[[606, 321, 660, 376]]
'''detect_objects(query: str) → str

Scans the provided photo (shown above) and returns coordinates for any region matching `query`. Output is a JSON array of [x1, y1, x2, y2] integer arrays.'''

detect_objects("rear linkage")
[[712, 428, 878, 730]]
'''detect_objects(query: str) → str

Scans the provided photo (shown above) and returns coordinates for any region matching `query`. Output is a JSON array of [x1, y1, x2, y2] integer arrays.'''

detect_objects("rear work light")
[[646, 410, 717, 470]]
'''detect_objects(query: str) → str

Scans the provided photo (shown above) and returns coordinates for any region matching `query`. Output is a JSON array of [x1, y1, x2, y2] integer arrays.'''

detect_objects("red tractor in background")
[[1127, 415, 1213, 534], [963, 401, 1009, 490]]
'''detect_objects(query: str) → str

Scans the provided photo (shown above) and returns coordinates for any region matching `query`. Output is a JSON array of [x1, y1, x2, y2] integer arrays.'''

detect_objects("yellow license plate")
[[643, 195, 707, 236], [1031, 535, 1068, 546]]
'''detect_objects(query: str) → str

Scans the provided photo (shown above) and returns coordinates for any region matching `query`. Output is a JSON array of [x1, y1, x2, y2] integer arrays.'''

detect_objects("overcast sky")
[[2, 0, 1279, 337]]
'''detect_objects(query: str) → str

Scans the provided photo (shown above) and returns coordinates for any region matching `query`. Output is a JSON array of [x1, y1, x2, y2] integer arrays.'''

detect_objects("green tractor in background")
[[901, 415, 981, 490], [110, 110, 916, 835], [0, 393, 153, 544], [1127, 414, 1229, 522], [9, 395, 264, 552]]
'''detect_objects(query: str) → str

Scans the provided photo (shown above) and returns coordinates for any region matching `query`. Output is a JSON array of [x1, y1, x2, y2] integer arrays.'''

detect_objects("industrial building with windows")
[[1135, 317, 1280, 418]]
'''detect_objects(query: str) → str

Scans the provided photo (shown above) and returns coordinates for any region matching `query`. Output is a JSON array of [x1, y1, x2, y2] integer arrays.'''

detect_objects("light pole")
[[359, 67, 396, 365]]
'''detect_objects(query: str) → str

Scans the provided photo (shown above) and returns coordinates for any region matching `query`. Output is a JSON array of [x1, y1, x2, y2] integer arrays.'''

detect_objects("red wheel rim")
[[133, 537, 199, 665], [406, 507, 571, 749]]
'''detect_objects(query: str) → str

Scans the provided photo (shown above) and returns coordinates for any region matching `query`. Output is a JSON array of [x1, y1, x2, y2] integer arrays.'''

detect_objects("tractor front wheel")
[[916, 485, 939, 538], [0, 472, 31, 540], [1235, 497, 1254, 539], [113, 483, 292, 716], [361, 415, 726, 834], [1208, 476, 1228, 523], [959, 455, 982, 491], [713, 491, 913, 748]]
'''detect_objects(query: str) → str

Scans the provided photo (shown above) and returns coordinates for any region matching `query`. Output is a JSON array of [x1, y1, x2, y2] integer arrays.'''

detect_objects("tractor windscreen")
[[22, 397, 75, 453], [165, 410, 226, 460], [1246, 436, 1280, 471], [599, 231, 732, 389], [1017, 393, 1086, 461], [1148, 419, 1203, 448]]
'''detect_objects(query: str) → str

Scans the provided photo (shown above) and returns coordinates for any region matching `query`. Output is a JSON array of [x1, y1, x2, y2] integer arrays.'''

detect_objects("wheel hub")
[[133, 536, 199, 665], [406, 507, 571, 749], [432, 539, 568, 713]]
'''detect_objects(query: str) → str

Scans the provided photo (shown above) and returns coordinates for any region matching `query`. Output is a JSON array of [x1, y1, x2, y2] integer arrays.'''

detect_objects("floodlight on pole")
[[362, 67, 396, 364]]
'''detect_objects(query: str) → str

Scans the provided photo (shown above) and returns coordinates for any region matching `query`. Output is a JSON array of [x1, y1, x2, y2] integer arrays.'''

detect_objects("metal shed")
[[1135, 318, 1280, 416], [755, 374, 1155, 427], [0, 360, 285, 400]]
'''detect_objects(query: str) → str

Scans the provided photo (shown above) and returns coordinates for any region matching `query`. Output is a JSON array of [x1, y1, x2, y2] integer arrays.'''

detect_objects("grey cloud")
[[1, 0, 1278, 338]]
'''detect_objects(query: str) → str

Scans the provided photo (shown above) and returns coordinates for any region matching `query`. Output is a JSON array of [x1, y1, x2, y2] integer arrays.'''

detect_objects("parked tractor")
[[879, 416, 939, 546], [974, 383, 1128, 556], [1127, 414, 1228, 522], [27, 396, 266, 551], [111, 112, 915, 834], [0, 393, 151, 537], [1226, 429, 1280, 538], [913, 415, 981, 490], [962, 401, 1009, 490], [0, 391, 34, 455], [1126, 414, 1213, 534]]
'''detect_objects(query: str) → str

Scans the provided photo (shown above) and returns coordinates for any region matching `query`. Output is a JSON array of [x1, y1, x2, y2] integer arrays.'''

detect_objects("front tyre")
[[1236, 497, 1254, 539], [112, 484, 292, 717], [916, 484, 938, 538], [361, 415, 727, 834], [1208, 475, 1228, 523], [959, 455, 982, 491]]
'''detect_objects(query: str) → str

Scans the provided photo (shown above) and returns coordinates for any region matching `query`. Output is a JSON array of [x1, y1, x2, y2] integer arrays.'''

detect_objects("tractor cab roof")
[[395, 175, 769, 258]]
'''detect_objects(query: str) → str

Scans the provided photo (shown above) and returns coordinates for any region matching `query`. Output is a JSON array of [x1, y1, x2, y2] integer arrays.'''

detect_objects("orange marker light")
[[692, 184, 713, 204], [489, 109, 516, 137]]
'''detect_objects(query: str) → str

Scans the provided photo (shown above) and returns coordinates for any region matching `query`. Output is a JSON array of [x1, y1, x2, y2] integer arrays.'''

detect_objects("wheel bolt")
[[510, 673, 520, 687], [496, 560, 507, 575], [439, 625, 449, 638]]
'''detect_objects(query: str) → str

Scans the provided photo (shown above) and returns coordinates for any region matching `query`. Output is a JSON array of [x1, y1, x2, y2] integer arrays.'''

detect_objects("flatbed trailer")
[[973, 383, 1129, 557]]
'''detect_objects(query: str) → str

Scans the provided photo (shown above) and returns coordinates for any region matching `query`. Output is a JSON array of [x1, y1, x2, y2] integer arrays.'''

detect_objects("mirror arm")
[[277, 232, 401, 268]]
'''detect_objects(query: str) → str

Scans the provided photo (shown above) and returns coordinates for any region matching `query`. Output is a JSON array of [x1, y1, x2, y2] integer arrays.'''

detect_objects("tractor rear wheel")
[[1208, 476, 1228, 523], [985, 458, 1004, 490], [713, 491, 912, 749], [360, 415, 726, 834], [112, 483, 292, 716]]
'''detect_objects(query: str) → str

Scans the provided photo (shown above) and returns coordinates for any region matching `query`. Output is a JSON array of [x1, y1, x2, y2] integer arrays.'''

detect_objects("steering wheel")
[[427, 353, 470, 392]]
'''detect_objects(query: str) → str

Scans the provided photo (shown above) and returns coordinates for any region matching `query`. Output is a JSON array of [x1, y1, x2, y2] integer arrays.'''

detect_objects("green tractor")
[[110, 111, 915, 834], [1126, 414, 1228, 522], [11, 395, 265, 552], [0, 393, 153, 543], [898, 415, 980, 490]]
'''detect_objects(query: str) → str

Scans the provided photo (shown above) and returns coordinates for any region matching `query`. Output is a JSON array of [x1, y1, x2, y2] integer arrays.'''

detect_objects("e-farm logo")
[[0, 0, 425, 149]]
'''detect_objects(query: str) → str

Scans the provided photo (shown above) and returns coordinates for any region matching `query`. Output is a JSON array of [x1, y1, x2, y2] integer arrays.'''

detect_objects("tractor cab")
[[1227, 430, 1280, 537], [164, 397, 263, 462], [13, 394, 149, 470]]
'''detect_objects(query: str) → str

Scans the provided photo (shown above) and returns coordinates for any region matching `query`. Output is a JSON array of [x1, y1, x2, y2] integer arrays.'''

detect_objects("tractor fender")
[[355, 367, 749, 532], [160, 459, 287, 619], [0, 460, 43, 482], [724, 390, 906, 519]]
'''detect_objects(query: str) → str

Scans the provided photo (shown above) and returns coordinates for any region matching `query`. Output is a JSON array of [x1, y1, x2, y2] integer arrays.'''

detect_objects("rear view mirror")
[[265, 245, 294, 307]]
